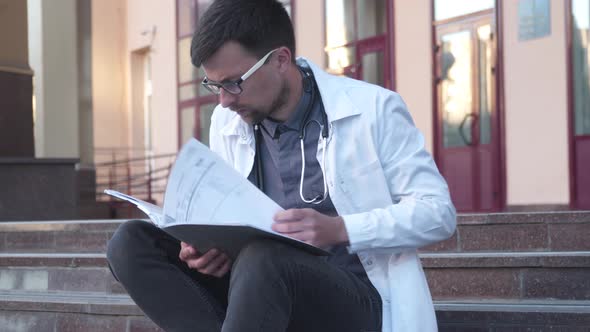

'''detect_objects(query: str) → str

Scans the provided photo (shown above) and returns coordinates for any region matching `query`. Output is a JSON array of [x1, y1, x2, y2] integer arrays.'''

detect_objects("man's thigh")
[[287, 259, 382, 332], [231, 240, 382, 332]]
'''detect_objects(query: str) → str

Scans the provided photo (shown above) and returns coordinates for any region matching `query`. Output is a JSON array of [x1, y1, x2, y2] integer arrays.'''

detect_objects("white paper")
[[103, 139, 329, 257], [162, 138, 284, 230], [103, 189, 168, 226]]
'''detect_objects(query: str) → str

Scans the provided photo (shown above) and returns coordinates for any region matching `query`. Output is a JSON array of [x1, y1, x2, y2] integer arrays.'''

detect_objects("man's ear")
[[276, 47, 293, 73]]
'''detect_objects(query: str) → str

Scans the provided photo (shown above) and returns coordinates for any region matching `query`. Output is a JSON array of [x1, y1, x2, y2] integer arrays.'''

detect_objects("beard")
[[234, 78, 290, 125]]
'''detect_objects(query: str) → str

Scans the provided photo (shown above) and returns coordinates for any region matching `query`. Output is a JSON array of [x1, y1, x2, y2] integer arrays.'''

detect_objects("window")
[[325, 0, 390, 87], [176, 0, 295, 146], [572, 0, 590, 135], [434, 0, 494, 21]]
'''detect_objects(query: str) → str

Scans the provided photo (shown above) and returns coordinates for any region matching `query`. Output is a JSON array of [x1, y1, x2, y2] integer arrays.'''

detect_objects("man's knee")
[[106, 220, 154, 275], [232, 240, 305, 280]]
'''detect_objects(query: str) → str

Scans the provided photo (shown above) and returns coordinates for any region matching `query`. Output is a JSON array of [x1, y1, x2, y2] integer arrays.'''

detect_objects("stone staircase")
[[0, 220, 162, 332], [421, 211, 590, 330], [0, 212, 589, 331]]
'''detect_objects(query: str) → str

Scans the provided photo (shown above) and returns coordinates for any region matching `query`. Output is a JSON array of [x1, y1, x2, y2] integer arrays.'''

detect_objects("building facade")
[[20, 0, 590, 213]]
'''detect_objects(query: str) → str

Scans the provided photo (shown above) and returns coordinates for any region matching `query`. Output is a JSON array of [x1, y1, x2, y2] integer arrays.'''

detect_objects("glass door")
[[435, 12, 501, 212], [571, 0, 590, 209]]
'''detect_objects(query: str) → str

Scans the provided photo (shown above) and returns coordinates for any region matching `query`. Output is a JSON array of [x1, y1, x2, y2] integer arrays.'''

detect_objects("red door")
[[570, 0, 590, 209], [434, 13, 502, 212]]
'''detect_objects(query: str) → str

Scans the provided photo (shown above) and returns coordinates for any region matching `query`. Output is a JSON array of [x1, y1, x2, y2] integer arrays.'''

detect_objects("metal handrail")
[[93, 148, 177, 204]]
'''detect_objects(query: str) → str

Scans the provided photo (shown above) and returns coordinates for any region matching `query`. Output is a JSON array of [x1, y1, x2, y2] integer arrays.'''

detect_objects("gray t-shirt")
[[248, 66, 369, 282]]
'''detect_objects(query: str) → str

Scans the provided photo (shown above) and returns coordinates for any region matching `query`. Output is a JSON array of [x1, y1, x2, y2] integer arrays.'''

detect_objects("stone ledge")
[[458, 211, 590, 225], [421, 251, 590, 268], [0, 253, 107, 267], [0, 290, 141, 316], [434, 299, 590, 313], [0, 220, 126, 231]]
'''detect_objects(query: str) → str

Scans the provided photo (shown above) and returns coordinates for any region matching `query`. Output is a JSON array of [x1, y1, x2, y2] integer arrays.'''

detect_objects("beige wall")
[[127, 0, 178, 155], [394, 0, 434, 153], [503, 0, 569, 205], [293, 0, 325, 66], [92, 0, 129, 150], [28, 0, 80, 159]]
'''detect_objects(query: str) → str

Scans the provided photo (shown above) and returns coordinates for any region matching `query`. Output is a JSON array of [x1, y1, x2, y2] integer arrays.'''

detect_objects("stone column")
[[0, 0, 35, 157]]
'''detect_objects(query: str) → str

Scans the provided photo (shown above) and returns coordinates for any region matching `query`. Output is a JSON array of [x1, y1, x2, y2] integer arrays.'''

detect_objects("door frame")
[[430, 1, 506, 212], [565, 0, 590, 209]]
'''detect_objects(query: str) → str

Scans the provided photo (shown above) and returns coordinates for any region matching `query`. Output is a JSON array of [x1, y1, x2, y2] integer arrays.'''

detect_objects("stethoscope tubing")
[[254, 66, 329, 204]]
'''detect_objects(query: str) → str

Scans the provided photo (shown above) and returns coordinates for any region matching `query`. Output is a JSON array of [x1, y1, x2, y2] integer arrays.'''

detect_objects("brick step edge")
[[3, 251, 590, 268], [0, 290, 143, 316], [434, 299, 590, 314], [420, 251, 590, 268], [2, 290, 589, 316]]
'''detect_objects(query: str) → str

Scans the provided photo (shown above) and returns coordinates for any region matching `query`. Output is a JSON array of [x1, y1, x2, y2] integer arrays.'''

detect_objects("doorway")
[[434, 9, 502, 212]]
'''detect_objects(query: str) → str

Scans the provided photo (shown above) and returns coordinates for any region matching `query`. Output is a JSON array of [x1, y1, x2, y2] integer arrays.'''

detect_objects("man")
[[107, 0, 456, 331]]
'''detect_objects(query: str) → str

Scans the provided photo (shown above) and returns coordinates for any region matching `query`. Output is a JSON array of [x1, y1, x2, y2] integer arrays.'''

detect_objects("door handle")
[[459, 113, 476, 146]]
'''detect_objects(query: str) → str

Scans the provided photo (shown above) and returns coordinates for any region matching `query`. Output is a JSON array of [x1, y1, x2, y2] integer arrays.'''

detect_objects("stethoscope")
[[254, 66, 329, 204]]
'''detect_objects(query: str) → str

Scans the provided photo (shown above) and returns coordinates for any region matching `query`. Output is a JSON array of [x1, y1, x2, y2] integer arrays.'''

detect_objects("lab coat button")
[[366, 260, 373, 266]]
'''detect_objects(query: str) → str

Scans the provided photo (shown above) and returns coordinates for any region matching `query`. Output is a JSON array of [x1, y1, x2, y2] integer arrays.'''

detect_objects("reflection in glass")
[[179, 84, 198, 101], [178, 37, 197, 83], [572, 0, 590, 135], [478, 24, 493, 144], [440, 31, 473, 148], [327, 46, 356, 75], [178, 0, 196, 37], [361, 51, 384, 86], [435, 0, 494, 21], [325, 0, 355, 48], [180, 106, 195, 143], [357, 0, 387, 40], [199, 103, 216, 146]]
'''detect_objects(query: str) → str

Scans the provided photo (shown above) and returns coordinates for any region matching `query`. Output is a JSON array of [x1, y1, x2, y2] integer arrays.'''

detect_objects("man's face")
[[201, 41, 288, 124]]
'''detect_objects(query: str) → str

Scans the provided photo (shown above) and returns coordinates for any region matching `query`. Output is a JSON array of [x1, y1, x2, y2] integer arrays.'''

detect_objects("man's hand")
[[272, 208, 349, 248], [178, 242, 232, 278]]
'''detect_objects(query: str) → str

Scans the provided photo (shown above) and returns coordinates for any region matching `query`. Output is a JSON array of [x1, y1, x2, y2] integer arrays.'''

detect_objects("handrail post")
[[126, 161, 131, 195], [147, 153, 153, 202]]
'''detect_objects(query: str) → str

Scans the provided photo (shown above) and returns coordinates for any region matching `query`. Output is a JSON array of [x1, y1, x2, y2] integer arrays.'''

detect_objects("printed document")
[[105, 138, 329, 258]]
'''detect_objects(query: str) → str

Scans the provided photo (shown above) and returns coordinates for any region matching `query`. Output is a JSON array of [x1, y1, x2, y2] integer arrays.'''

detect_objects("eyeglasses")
[[201, 48, 279, 95]]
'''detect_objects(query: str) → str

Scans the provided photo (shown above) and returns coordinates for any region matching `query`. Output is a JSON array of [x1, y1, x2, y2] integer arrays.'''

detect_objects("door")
[[434, 12, 501, 212], [571, 0, 590, 209], [357, 36, 388, 87], [179, 95, 217, 146]]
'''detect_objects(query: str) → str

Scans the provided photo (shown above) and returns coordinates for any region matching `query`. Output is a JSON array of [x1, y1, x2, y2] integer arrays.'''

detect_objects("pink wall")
[[503, 0, 570, 205]]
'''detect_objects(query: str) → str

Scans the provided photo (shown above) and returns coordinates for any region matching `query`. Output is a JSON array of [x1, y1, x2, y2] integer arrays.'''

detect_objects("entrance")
[[434, 10, 502, 212]]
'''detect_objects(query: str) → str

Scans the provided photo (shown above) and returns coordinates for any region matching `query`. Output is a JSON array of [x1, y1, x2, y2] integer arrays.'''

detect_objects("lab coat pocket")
[[338, 159, 391, 211]]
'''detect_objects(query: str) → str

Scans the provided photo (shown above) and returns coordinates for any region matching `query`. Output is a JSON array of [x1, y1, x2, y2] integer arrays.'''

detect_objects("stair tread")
[[0, 290, 142, 316], [434, 298, 590, 313]]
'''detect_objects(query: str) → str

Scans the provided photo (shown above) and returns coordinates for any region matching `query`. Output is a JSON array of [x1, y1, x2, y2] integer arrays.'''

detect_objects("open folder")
[[104, 138, 330, 259]]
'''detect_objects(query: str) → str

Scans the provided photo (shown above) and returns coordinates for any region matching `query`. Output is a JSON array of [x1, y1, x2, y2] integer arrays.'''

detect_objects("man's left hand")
[[272, 208, 349, 247]]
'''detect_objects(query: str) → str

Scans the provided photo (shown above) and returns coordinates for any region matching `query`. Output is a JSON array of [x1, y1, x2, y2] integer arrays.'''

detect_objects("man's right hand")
[[178, 242, 232, 278]]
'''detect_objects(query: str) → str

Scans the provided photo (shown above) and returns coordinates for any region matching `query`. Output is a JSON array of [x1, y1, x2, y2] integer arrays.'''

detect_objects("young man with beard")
[[107, 0, 456, 331]]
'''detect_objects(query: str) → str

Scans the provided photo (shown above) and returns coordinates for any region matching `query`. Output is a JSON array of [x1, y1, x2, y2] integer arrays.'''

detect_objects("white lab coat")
[[209, 58, 457, 332]]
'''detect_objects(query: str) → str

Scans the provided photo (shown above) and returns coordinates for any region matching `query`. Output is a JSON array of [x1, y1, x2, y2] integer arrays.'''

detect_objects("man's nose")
[[219, 89, 237, 109]]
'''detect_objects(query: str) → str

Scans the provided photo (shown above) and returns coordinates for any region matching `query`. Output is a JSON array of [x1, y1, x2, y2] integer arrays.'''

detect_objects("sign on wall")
[[518, 0, 551, 41]]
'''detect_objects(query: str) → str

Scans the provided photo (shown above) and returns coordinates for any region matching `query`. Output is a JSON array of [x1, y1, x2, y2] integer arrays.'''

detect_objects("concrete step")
[[0, 253, 122, 295], [1, 251, 589, 301], [1, 290, 588, 331], [0, 220, 124, 253], [0, 290, 162, 332], [422, 251, 590, 301], [434, 299, 590, 331], [2, 211, 588, 253], [422, 210, 590, 252]]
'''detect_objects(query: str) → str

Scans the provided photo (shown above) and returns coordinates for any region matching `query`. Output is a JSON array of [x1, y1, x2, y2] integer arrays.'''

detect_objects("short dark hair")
[[190, 0, 295, 67]]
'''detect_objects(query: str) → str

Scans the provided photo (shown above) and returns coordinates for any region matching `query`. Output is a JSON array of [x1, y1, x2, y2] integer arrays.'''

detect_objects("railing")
[[94, 148, 177, 206]]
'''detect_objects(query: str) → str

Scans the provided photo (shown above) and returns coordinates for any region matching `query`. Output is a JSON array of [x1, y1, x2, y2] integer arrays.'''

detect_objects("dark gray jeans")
[[107, 220, 382, 332]]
